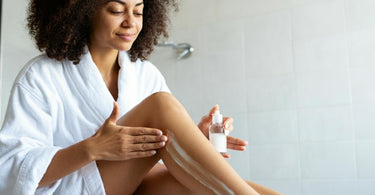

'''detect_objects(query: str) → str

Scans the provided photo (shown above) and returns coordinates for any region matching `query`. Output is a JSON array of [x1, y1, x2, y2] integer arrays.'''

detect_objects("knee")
[[149, 91, 174, 100], [148, 91, 175, 101], [144, 92, 187, 122], [147, 92, 182, 110]]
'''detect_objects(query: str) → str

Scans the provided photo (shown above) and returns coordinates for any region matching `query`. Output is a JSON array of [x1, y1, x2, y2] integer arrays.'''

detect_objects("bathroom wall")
[[150, 0, 375, 194], [0, 0, 2, 117], [1, 0, 374, 194]]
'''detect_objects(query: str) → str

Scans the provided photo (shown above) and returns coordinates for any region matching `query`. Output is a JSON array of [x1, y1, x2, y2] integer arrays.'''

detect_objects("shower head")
[[175, 43, 194, 60], [157, 42, 194, 60]]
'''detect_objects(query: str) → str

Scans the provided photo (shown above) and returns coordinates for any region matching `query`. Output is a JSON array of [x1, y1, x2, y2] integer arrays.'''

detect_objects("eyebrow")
[[107, 0, 144, 6]]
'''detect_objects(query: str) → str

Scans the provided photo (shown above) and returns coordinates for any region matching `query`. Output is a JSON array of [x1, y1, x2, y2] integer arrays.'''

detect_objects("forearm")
[[38, 138, 95, 188]]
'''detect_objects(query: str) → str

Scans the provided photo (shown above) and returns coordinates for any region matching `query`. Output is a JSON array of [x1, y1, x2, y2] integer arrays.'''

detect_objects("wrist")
[[81, 137, 98, 161]]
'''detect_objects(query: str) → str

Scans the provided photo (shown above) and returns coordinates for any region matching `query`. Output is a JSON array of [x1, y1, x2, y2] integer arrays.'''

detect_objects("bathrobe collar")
[[63, 48, 133, 122]]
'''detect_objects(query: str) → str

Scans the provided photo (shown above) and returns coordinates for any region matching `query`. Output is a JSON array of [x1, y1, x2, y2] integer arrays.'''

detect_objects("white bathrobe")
[[0, 49, 170, 194]]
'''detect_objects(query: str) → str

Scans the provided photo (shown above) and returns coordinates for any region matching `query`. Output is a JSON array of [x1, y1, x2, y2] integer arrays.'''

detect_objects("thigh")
[[134, 164, 194, 195], [96, 155, 160, 195]]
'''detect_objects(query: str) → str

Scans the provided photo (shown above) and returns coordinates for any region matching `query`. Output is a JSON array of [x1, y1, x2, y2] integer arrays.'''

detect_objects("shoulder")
[[12, 54, 64, 98], [15, 54, 63, 84]]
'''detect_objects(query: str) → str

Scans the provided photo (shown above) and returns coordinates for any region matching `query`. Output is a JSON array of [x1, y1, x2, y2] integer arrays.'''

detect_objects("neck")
[[88, 44, 119, 77]]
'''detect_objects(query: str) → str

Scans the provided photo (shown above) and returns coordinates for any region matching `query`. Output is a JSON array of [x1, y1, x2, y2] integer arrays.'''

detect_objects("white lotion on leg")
[[165, 130, 234, 195]]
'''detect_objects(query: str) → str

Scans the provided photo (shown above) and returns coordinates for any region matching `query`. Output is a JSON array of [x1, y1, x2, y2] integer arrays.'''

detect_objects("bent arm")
[[38, 139, 93, 188], [38, 102, 167, 188]]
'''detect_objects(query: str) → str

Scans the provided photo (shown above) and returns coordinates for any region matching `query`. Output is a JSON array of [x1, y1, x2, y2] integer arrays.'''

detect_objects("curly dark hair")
[[27, 0, 178, 64]]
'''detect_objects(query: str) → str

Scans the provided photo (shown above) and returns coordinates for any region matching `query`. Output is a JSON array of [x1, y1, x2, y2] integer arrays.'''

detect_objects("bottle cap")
[[212, 110, 223, 124]]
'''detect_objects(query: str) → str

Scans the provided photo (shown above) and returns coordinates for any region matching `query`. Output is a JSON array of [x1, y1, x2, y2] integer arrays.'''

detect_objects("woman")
[[0, 0, 281, 194]]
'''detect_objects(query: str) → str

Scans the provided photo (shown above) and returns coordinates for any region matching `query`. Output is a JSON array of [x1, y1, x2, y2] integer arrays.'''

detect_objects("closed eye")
[[110, 11, 124, 14]]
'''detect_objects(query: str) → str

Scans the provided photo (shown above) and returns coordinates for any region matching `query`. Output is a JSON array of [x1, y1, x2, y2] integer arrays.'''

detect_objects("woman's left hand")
[[197, 105, 248, 158]]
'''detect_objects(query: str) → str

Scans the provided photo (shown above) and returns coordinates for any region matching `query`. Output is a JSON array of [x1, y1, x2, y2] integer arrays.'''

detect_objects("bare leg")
[[134, 164, 193, 195], [135, 164, 283, 195], [97, 92, 258, 194]]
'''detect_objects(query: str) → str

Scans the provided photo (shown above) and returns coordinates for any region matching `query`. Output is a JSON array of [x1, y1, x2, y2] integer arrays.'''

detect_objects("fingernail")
[[161, 136, 168, 141], [159, 142, 165, 146], [150, 150, 157, 155], [156, 131, 162, 135]]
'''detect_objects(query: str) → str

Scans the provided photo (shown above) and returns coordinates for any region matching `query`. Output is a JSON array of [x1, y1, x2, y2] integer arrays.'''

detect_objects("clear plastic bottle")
[[209, 109, 227, 155]]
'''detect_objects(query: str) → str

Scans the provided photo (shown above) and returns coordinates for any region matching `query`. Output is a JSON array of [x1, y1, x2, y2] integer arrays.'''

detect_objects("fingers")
[[128, 150, 158, 158], [125, 127, 163, 136], [200, 104, 220, 124], [130, 142, 166, 151], [227, 143, 246, 151], [107, 101, 120, 124], [227, 136, 248, 146], [208, 104, 220, 115], [223, 117, 234, 132], [227, 136, 248, 151], [132, 135, 168, 143]]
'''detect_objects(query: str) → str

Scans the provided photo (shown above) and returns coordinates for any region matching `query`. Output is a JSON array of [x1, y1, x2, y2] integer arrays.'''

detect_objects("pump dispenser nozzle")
[[212, 110, 223, 124]]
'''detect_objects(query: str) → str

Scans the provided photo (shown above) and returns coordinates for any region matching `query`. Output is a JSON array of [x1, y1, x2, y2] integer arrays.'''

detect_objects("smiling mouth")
[[116, 33, 136, 41]]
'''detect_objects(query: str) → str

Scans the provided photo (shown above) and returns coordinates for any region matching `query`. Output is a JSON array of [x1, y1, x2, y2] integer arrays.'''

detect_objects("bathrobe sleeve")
[[0, 83, 61, 195]]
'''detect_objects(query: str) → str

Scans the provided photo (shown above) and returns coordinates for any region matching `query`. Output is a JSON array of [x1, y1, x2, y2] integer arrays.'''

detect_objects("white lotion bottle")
[[209, 109, 227, 155]]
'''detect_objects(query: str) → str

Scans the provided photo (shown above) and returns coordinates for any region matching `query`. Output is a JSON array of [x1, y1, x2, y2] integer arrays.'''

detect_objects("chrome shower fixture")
[[157, 42, 194, 60]]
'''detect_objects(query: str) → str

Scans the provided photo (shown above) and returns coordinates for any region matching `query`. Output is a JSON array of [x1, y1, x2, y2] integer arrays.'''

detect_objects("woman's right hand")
[[88, 102, 167, 161]]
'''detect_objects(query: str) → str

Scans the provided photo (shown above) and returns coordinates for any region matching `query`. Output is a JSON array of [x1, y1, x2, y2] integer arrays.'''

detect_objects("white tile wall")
[[356, 141, 375, 179], [247, 74, 297, 111], [248, 110, 298, 144], [292, 1, 346, 40], [2, 0, 375, 194], [249, 144, 300, 180], [345, 0, 375, 32], [357, 181, 375, 195], [245, 11, 294, 77], [303, 180, 375, 195], [347, 30, 375, 69], [302, 180, 358, 195], [298, 106, 353, 142], [296, 70, 351, 108], [241, 0, 293, 17], [350, 67, 375, 105], [352, 104, 375, 140], [293, 35, 348, 73], [152, 0, 375, 194], [301, 142, 356, 179], [200, 20, 245, 53]]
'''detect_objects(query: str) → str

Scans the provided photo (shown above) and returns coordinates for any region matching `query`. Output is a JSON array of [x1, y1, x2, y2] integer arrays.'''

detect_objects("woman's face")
[[90, 0, 144, 51]]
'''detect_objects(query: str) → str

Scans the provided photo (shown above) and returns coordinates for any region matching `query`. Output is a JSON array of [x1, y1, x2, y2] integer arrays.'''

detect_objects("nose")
[[121, 11, 136, 28]]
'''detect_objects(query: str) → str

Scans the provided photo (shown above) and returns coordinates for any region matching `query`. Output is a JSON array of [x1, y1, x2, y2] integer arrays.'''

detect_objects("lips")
[[116, 32, 136, 41]]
